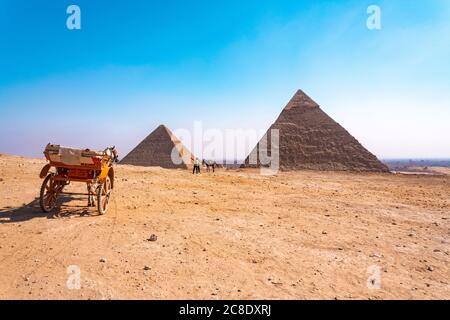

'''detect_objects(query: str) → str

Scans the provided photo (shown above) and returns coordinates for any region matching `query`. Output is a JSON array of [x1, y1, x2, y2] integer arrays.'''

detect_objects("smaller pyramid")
[[120, 125, 195, 169]]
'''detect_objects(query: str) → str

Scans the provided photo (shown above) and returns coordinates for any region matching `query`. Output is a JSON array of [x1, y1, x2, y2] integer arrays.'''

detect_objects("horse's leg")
[[87, 184, 91, 206]]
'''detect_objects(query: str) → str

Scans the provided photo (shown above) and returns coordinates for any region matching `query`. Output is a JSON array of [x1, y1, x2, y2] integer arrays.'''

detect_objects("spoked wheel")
[[40, 173, 63, 213], [97, 176, 112, 215]]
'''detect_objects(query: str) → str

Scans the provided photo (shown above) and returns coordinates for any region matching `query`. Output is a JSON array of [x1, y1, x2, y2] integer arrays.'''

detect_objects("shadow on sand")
[[0, 195, 98, 223]]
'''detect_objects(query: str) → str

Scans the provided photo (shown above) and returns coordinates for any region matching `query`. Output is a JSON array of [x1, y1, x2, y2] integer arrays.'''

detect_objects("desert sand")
[[0, 153, 449, 299]]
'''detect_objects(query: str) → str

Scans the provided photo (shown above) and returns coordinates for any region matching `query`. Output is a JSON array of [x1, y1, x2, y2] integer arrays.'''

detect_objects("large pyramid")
[[120, 125, 195, 169], [242, 90, 389, 172]]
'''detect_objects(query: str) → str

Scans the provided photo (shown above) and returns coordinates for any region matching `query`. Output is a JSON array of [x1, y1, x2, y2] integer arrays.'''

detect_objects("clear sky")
[[0, 0, 449, 159]]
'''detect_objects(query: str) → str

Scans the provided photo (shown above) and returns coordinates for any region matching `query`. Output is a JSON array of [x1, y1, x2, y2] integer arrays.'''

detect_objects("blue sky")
[[0, 0, 449, 159]]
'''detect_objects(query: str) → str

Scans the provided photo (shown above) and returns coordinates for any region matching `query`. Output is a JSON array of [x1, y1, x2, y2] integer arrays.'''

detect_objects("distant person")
[[193, 158, 201, 174]]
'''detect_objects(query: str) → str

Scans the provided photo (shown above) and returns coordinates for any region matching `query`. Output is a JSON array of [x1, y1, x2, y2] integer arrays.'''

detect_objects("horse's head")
[[105, 146, 119, 163]]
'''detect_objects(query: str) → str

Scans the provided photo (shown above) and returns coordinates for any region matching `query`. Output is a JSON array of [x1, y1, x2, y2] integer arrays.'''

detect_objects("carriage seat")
[[45, 144, 104, 166]]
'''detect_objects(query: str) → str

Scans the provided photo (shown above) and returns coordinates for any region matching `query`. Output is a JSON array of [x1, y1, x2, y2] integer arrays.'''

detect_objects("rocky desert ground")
[[0, 153, 449, 299]]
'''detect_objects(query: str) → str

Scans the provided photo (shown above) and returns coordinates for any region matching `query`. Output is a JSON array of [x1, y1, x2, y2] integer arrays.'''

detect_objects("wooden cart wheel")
[[97, 176, 112, 215], [39, 173, 60, 213]]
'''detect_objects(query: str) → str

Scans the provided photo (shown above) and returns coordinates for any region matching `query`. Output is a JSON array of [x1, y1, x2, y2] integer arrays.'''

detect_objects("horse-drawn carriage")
[[39, 144, 118, 215]]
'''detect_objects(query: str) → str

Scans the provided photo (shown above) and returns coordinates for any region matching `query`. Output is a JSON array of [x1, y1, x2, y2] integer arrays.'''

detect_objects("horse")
[[87, 146, 118, 207], [202, 160, 217, 173]]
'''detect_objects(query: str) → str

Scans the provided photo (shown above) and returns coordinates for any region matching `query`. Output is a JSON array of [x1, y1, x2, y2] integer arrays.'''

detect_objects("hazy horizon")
[[1, 0, 449, 160]]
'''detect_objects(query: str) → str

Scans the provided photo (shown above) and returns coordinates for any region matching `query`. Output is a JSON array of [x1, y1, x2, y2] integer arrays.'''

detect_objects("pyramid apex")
[[284, 89, 319, 110], [156, 124, 169, 130], [154, 124, 179, 141], [155, 124, 174, 135], [294, 89, 310, 98]]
